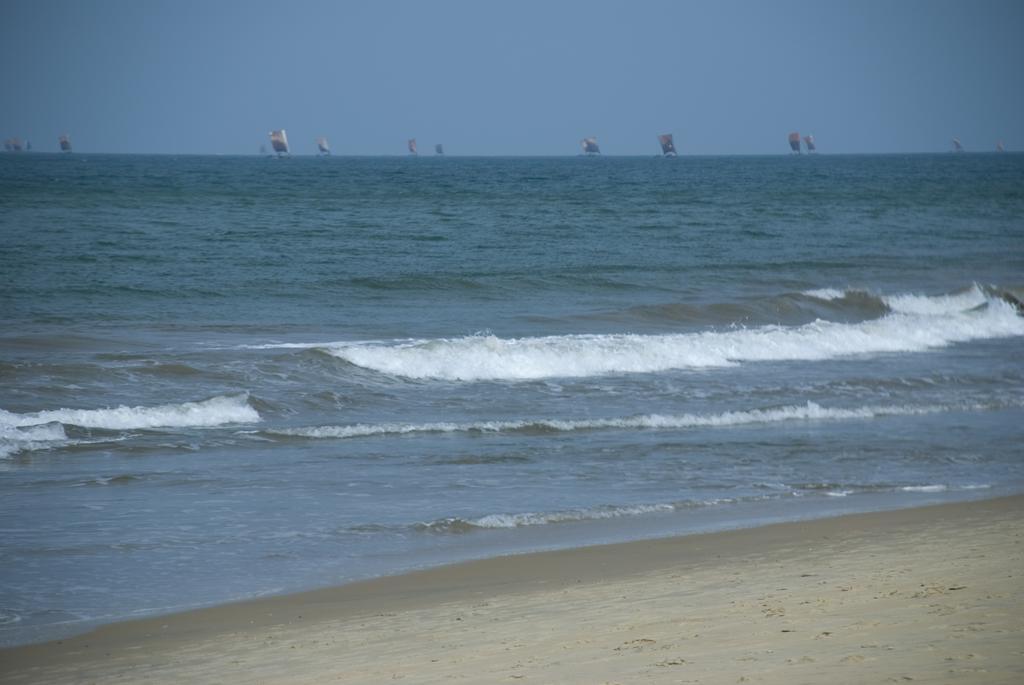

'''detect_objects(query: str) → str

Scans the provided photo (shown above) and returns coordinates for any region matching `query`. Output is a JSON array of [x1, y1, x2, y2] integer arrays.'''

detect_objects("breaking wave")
[[316, 287, 1021, 381], [0, 395, 259, 458], [413, 482, 994, 533], [259, 400, 993, 442], [416, 503, 678, 532]]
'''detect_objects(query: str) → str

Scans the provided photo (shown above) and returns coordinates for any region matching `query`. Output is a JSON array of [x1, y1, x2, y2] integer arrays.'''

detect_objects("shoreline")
[[2, 494, 1021, 683]]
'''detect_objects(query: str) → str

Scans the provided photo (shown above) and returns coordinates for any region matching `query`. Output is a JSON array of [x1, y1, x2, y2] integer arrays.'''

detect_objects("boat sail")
[[435, 143, 444, 155], [581, 137, 600, 155], [59, 134, 72, 152], [803, 134, 816, 152], [952, 138, 964, 152], [408, 138, 418, 155], [657, 133, 677, 156], [316, 137, 331, 155], [269, 129, 289, 156], [788, 132, 801, 153]]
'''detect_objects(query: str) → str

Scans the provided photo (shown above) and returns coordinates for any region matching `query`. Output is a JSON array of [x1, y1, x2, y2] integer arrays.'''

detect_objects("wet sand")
[[2, 495, 1021, 684]]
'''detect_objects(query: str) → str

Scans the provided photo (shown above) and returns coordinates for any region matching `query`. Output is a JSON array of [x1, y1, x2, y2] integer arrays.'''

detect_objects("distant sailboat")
[[408, 138, 418, 155], [25, 140, 31, 151], [316, 137, 331, 155], [5, 138, 23, 152], [269, 129, 290, 156], [788, 132, 801, 153], [952, 138, 964, 153], [996, 140, 1005, 152], [657, 133, 677, 157], [581, 137, 600, 155], [59, 134, 72, 152], [803, 135, 816, 152], [435, 143, 444, 155]]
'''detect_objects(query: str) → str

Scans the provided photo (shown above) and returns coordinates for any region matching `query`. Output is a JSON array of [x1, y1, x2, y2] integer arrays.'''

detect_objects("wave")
[[0, 394, 259, 431], [801, 287, 847, 301], [413, 483, 993, 533], [0, 423, 69, 459], [0, 395, 259, 458], [257, 400, 992, 442], [416, 503, 678, 533], [317, 288, 1021, 381]]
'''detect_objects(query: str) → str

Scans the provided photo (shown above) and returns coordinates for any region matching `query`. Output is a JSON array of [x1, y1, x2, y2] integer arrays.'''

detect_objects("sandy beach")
[[2, 495, 1021, 684]]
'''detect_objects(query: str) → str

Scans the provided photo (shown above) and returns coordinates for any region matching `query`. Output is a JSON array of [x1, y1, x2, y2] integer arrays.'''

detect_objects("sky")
[[1, 0, 1022, 155]]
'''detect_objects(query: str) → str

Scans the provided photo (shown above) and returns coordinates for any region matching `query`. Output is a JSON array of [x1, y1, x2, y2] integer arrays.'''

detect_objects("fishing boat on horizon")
[[59, 134, 72, 152], [803, 134, 816, 152], [316, 137, 331, 156], [4, 138, 23, 152], [788, 132, 801, 153], [408, 138, 418, 155], [435, 143, 444, 155], [269, 129, 290, 156], [658, 133, 677, 157], [952, 138, 964, 153], [581, 137, 600, 155]]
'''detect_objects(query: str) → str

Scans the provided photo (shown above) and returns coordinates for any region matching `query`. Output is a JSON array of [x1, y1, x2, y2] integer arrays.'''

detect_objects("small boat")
[[316, 137, 331, 155], [581, 137, 600, 155], [803, 135, 816, 152], [788, 132, 801, 153], [952, 138, 964, 153], [408, 138, 418, 155], [269, 129, 290, 156], [59, 134, 72, 152], [657, 133, 677, 157], [435, 143, 444, 155]]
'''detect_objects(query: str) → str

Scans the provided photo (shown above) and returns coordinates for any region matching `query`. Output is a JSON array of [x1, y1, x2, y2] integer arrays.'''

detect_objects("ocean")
[[1, 152, 1022, 647]]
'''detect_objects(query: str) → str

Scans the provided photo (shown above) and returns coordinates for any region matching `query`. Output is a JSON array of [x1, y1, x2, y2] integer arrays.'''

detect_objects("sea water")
[[1, 153, 1022, 646]]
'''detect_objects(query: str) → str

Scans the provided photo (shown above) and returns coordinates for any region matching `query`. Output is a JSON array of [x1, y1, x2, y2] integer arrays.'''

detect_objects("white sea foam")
[[882, 284, 989, 316], [420, 503, 679, 531], [802, 288, 847, 301], [0, 394, 259, 432], [0, 423, 68, 458], [900, 484, 948, 493], [321, 291, 1022, 381], [267, 401, 959, 441]]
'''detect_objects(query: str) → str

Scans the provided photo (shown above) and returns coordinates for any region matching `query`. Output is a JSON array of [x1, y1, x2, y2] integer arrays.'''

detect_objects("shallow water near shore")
[[1, 152, 1022, 646]]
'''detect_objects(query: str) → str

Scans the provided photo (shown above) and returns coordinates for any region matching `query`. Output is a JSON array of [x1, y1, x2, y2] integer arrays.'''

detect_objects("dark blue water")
[[1, 153, 1022, 646]]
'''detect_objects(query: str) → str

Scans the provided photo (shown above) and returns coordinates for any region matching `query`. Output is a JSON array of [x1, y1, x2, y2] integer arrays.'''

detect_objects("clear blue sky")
[[2, 0, 1021, 155]]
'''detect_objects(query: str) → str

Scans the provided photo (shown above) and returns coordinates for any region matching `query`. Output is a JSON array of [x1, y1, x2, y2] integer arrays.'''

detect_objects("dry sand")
[[2, 495, 1021, 684]]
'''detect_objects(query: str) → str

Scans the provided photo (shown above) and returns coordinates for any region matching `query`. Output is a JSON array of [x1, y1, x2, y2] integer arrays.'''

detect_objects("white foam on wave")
[[322, 290, 1023, 381], [267, 400, 962, 441], [420, 503, 680, 531], [0, 394, 259, 432], [0, 423, 68, 459], [882, 284, 989, 316], [900, 484, 948, 493], [802, 288, 847, 301], [473, 503, 678, 528]]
